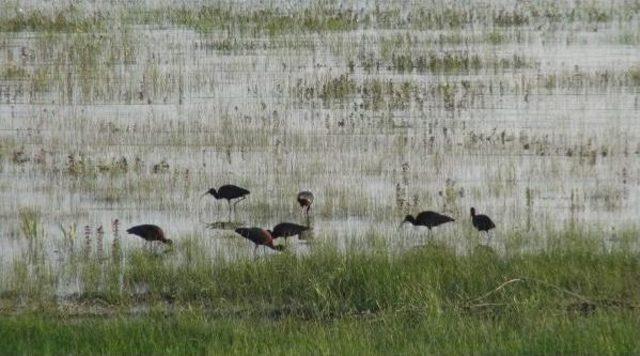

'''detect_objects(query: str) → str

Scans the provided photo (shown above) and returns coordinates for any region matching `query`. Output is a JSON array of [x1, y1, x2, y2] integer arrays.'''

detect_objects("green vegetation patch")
[[0, 6, 105, 32], [1, 236, 640, 353], [0, 309, 639, 354]]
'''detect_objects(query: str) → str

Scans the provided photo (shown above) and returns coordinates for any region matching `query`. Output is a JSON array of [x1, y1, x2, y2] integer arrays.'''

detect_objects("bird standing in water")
[[126, 224, 172, 250], [402, 211, 455, 231], [203, 184, 250, 217], [401, 211, 455, 245], [270, 222, 310, 243], [470, 207, 496, 242], [297, 191, 314, 217], [234, 227, 285, 257]]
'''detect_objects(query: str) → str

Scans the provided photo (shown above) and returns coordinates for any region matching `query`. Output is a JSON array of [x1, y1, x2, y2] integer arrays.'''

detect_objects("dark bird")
[[297, 191, 314, 216], [234, 227, 285, 256], [270, 222, 310, 242], [402, 211, 455, 230], [470, 207, 495, 233], [126, 224, 172, 246], [203, 184, 250, 214]]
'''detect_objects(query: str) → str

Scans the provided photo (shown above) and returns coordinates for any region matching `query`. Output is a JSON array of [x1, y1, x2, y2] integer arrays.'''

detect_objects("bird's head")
[[470, 207, 476, 217], [164, 238, 174, 245], [401, 215, 415, 225], [202, 188, 217, 198]]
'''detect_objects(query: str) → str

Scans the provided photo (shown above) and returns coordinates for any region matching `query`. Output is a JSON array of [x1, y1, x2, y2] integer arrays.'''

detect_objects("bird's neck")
[[211, 190, 219, 198], [408, 216, 417, 225]]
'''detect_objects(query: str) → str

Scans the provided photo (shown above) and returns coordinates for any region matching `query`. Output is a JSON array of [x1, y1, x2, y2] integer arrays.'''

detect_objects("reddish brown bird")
[[269, 222, 310, 242], [234, 227, 285, 255], [126, 224, 173, 246], [297, 191, 314, 216]]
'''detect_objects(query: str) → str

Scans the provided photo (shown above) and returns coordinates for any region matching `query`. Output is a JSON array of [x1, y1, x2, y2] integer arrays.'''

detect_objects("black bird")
[[203, 184, 250, 213], [470, 207, 495, 233], [126, 224, 173, 247], [402, 211, 455, 230], [297, 191, 314, 216], [234, 227, 285, 256], [270, 222, 310, 242]]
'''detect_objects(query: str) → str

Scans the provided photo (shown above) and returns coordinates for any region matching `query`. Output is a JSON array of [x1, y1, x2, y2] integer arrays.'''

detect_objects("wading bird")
[[402, 211, 455, 231], [203, 184, 250, 215], [126, 224, 172, 249], [234, 227, 285, 256], [297, 191, 314, 216], [470, 207, 495, 241], [270, 222, 310, 243]]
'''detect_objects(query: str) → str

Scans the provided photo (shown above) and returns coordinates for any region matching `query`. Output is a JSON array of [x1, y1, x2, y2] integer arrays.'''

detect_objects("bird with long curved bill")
[[470, 207, 496, 243], [401, 211, 455, 233], [234, 227, 285, 257], [126, 224, 173, 251], [202, 184, 250, 217]]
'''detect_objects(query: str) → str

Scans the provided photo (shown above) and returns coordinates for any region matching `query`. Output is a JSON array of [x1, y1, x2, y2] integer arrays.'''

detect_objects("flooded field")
[[0, 0, 639, 296]]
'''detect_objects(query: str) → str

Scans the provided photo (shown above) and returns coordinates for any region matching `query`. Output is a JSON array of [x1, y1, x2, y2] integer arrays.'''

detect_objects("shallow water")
[[0, 2, 639, 285]]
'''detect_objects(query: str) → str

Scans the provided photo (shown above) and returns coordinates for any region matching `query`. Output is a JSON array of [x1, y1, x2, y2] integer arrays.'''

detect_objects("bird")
[[470, 207, 496, 241], [402, 211, 455, 230], [270, 222, 310, 242], [297, 191, 314, 216], [126, 224, 172, 248], [203, 184, 250, 215], [234, 227, 285, 256]]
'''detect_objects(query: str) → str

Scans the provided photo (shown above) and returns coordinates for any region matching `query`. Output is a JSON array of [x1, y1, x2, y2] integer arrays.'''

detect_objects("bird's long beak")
[[200, 192, 209, 199], [398, 221, 406, 229]]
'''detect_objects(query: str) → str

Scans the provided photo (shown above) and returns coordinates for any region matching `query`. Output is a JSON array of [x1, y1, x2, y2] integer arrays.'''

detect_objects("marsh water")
[[1, 2, 639, 292]]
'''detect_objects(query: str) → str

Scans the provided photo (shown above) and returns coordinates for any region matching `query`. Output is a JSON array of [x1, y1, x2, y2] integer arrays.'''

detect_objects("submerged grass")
[[0, 6, 105, 32], [1, 2, 636, 34]]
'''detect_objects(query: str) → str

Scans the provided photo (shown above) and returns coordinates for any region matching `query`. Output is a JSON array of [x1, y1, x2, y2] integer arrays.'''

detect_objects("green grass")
[[2, 236, 640, 354], [3, 230, 640, 314], [1, 224, 640, 353], [1, 309, 639, 354]]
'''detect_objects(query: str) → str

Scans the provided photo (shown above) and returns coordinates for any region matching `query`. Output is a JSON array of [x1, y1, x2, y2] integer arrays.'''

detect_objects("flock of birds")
[[126, 184, 496, 256]]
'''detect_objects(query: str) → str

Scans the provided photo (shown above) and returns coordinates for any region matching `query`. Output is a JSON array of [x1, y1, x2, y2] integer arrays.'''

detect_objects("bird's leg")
[[227, 200, 232, 221], [232, 196, 246, 211], [253, 245, 258, 260]]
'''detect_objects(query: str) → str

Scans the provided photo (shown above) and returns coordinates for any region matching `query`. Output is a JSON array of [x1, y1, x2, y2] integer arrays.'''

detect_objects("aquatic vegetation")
[[0, 0, 639, 352]]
